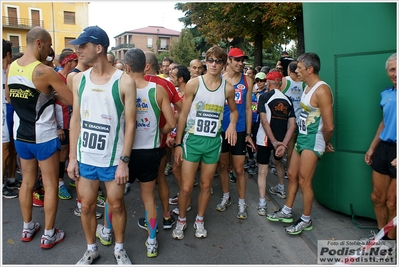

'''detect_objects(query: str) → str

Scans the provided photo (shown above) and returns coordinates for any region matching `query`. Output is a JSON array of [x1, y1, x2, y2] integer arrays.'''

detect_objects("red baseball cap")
[[228, 48, 248, 59], [266, 70, 283, 81]]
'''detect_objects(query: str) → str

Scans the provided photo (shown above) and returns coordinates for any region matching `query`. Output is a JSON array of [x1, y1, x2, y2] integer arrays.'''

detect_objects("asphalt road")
[[2, 170, 316, 265]]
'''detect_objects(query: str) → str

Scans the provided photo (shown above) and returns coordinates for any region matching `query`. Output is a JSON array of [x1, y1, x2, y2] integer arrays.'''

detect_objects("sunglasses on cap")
[[255, 78, 266, 83], [207, 58, 224, 64]]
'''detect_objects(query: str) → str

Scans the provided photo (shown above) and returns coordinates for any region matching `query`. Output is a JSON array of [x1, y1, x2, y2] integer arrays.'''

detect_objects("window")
[[64, 11, 75, 24], [147, 38, 153, 48], [10, 36, 20, 53], [160, 39, 167, 49], [64, 38, 75, 50], [7, 7, 18, 26], [31, 9, 40, 27]]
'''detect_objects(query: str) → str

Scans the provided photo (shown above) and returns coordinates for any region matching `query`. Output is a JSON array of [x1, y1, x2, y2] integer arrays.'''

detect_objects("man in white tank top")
[[67, 26, 136, 265], [266, 52, 334, 235]]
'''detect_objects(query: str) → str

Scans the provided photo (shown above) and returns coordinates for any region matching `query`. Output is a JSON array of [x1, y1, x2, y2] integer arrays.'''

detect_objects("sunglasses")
[[277, 67, 283, 70], [207, 58, 224, 64], [255, 79, 266, 83], [231, 57, 245, 63]]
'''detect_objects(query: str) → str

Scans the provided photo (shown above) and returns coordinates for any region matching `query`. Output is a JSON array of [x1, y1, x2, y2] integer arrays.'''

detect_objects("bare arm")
[[67, 73, 83, 180], [45, 66, 73, 105], [245, 76, 255, 150], [225, 81, 238, 146], [315, 84, 334, 145], [365, 120, 384, 165], [5, 67, 11, 104], [157, 85, 175, 134], [259, 112, 284, 149]]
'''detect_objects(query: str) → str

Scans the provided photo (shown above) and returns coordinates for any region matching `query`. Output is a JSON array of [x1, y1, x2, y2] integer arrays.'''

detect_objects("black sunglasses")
[[207, 58, 224, 64], [255, 79, 266, 83], [231, 57, 245, 63]]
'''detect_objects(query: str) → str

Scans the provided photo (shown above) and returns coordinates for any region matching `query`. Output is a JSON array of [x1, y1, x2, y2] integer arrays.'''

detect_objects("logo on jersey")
[[101, 114, 112, 120], [82, 121, 111, 133], [136, 117, 151, 130], [136, 97, 149, 111]]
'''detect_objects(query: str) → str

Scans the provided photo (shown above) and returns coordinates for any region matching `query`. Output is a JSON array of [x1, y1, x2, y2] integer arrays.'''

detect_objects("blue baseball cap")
[[69, 26, 109, 47]]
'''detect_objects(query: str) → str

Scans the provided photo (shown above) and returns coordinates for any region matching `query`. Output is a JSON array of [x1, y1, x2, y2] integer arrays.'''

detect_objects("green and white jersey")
[[133, 82, 161, 150], [77, 68, 125, 167], [281, 76, 305, 123], [297, 81, 332, 153], [185, 76, 225, 137]]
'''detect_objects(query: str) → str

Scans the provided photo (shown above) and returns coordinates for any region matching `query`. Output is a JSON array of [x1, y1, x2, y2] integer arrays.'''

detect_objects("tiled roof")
[[124, 26, 180, 36]]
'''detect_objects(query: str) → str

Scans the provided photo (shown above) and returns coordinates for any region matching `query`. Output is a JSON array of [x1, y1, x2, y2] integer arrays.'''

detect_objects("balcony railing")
[[2, 16, 43, 29], [114, 43, 135, 50]]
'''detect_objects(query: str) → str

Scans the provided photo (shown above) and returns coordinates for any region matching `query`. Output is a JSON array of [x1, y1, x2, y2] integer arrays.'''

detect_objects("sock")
[[103, 226, 111, 235], [77, 199, 82, 209], [23, 220, 34, 229], [178, 216, 186, 222], [238, 198, 245, 206], [8, 177, 15, 183], [277, 183, 284, 191], [88, 244, 98, 252], [196, 215, 204, 221], [114, 242, 123, 252], [58, 181, 64, 187], [105, 203, 112, 230], [301, 214, 311, 223], [44, 228, 55, 237], [145, 210, 158, 239], [259, 198, 266, 206], [282, 205, 292, 214], [223, 192, 230, 199], [59, 162, 65, 179], [147, 237, 157, 245], [163, 211, 171, 219]]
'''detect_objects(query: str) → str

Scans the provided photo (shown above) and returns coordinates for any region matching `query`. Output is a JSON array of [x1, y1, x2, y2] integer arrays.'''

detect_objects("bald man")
[[189, 59, 204, 78], [7, 26, 72, 249]]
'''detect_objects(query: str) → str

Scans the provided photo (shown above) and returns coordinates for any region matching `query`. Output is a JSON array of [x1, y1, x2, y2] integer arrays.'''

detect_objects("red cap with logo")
[[228, 48, 248, 59], [266, 70, 284, 81]]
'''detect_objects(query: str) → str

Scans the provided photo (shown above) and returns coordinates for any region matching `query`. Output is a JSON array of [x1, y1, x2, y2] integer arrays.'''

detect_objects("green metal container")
[[302, 3, 396, 219]]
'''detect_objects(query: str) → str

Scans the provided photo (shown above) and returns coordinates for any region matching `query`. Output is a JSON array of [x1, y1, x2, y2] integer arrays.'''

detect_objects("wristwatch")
[[120, 155, 130, 163], [246, 133, 253, 137]]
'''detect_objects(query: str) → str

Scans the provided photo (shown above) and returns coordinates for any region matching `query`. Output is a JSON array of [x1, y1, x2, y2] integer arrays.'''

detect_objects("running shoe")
[[172, 220, 187, 240], [114, 249, 132, 264], [193, 219, 207, 238], [32, 192, 44, 207], [76, 249, 99, 265], [169, 194, 179, 205], [21, 221, 40, 242], [96, 194, 106, 208], [137, 218, 159, 232], [145, 240, 158, 258], [228, 169, 236, 183], [257, 204, 267, 216], [266, 208, 293, 223], [124, 182, 131, 195], [74, 205, 102, 219], [40, 228, 65, 249], [6, 179, 22, 190], [244, 159, 256, 169], [3, 186, 18, 199], [171, 205, 192, 215], [285, 219, 313, 235], [237, 203, 248, 219], [248, 166, 258, 175], [164, 162, 173, 176], [95, 224, 112, 246], [69, 179, 76, 187], [216, 196, 231, 212], [58, 184, 72, 200], [269, 184, 287, 199], [193, 178, 199, 186], [163, 214, 176, 230], [271, 167, 288, 178]]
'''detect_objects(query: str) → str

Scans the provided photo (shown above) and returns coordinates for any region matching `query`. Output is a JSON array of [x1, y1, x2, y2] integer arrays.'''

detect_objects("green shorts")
[[182, 132, 222, 164]]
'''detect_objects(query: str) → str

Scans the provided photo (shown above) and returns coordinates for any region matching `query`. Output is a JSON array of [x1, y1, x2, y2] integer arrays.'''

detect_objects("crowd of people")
[[2, 25, 396, 265]]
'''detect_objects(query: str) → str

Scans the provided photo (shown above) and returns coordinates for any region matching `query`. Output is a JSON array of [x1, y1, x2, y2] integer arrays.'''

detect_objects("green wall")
[[302, 2, 396, 219]]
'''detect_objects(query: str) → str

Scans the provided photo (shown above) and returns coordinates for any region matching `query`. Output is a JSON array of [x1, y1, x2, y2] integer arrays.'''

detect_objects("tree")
[[169, 28, 200, 66], [175, 2, 303, 67]]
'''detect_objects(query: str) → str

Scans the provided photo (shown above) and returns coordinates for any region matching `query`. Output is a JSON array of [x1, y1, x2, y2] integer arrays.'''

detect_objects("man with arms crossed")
[[266, 52, 334, 235], [67, 26, 136, 264], [172, 45, 238, 239]]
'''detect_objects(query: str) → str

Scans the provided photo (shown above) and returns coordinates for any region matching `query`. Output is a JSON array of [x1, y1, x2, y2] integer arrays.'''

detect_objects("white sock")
[[282, 205, 292, 214], [196, 215, 204, 221], [103, 227, 111, 234], [277, 183, 284, 191], [114, 242, 123, 252], [178, 216, 186, 222], [238, 198, 245, 206], [23, 220, 34, 229], [44, 228, 55, 237], [88, 244, 97, 252], [77, 200, 82, 209], [223, 192, 230, 199], [147, 237, 157, 245], [59, 181, 64, 187], [301, 214, 311, 223], [259, 198, 266, 206]]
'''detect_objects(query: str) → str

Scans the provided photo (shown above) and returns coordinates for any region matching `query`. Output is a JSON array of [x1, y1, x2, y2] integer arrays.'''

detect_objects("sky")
[[88, 1, 185, 48]]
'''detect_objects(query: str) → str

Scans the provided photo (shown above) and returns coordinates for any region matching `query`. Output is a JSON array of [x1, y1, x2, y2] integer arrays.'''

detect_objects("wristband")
[[173, 143, 182, 148]]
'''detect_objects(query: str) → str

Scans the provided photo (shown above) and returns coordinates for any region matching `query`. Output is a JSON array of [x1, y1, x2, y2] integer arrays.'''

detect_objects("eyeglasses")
[[255, 79, 266, 83], [207, 58, 224, 64], [231, 57, 245, 63]]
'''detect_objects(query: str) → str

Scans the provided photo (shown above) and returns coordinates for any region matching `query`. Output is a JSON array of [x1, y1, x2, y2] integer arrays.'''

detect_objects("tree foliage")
[[169, 28, 200, 66], [175, 2, 303, 67]]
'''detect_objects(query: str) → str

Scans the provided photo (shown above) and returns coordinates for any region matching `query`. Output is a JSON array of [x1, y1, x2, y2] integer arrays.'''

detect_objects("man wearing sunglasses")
[[216, 47, 255, 220]]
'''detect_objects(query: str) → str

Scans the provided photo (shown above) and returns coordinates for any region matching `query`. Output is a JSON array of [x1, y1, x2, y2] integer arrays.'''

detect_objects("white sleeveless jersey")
[[185, 76, 225, 137], [281, 76, 305, 122], [77, 68, 125, 167], [132, 82, 161, 149]]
